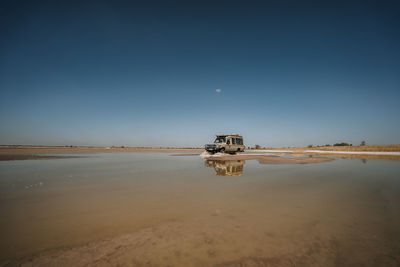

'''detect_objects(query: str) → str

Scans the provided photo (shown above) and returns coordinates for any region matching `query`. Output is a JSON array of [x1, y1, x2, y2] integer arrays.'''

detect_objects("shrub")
[[333, 142, 350, 146]]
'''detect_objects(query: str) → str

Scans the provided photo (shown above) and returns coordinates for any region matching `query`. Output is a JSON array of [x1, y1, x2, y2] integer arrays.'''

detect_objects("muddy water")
[[0, 153, 400, 266]]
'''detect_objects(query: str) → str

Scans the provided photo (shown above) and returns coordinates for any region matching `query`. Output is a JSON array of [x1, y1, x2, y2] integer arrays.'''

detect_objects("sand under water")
[[1, 152, 400, 266]]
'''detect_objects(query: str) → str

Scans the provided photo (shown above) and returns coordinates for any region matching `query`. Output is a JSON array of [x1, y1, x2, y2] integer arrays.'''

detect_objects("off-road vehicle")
[[205, 134, 245, 154]]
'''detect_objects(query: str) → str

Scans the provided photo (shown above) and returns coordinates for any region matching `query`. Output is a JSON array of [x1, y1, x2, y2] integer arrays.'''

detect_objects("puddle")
[[1, 153, 399, 266]]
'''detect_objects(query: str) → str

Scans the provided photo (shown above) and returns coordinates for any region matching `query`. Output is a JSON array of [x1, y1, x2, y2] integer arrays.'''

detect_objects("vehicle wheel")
[[220, 148, 225, 153]]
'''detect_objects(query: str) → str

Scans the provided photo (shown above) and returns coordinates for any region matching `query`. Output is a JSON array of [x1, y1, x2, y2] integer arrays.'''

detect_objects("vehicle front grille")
[[205, 144, 217, 150]]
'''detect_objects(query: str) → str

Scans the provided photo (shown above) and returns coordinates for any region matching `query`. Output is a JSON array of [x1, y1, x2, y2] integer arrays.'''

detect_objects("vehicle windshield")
[[214, 137, 226, 143]]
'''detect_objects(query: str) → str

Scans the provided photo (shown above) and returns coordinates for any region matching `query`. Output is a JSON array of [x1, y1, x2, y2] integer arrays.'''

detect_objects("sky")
[[1, 0, 399, 147]]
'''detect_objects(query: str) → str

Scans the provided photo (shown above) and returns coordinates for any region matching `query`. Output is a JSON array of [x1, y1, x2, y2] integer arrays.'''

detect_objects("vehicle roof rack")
[[216, 134, 242, 137]]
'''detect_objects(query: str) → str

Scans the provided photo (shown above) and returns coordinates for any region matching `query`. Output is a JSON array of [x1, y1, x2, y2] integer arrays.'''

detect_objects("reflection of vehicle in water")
[[205, 160, 245, 176], [205, 134, 245, 154]]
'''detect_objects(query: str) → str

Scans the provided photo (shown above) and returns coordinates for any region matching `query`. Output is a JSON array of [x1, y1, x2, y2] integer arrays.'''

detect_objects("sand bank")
[[0, 147, 202, 161], [0, 155, 84, 161], [0, 146, 202, 154], [2, 145, 399, 162]]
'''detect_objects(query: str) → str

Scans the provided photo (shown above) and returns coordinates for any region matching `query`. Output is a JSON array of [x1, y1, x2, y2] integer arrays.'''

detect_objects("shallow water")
[[1, 153, 400, 266]]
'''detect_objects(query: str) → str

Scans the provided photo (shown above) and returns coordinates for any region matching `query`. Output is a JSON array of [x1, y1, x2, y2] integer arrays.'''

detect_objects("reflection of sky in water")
[[1, 153, 400, 264]]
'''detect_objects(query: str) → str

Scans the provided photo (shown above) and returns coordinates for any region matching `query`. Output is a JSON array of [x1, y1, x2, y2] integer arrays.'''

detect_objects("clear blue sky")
[[1, 0, 399, 147]]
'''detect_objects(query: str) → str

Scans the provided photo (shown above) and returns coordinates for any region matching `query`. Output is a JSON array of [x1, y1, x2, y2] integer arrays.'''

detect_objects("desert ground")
[[1, 145, 399, 162], [0, 146, 203, 161]]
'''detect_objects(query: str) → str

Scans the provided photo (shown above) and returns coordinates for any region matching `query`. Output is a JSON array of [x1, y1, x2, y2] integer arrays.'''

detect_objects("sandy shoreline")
[[0, 146, 203, 154], [0, 155, 84, 161], [1, 146, 400, 161], [0, 147, 203, 161]]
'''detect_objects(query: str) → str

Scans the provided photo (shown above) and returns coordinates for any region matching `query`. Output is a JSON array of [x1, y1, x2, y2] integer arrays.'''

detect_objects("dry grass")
[[307, 145, 400, 152], [257, 145, 400, 152], [307, 153, 400, 161]]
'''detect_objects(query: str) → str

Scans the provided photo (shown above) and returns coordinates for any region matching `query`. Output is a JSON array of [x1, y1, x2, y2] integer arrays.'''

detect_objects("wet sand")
[[1, 146, 399, 162], [0, 146, 202, 155], [0, 155, 83, 161], [0, 147, 202, 161]]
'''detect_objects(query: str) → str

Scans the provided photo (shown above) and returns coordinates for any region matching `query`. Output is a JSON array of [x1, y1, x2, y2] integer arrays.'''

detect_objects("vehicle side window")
[[232, 138, 236, 144], [237, 138, 242, 145], [227, 139, 230, 145]]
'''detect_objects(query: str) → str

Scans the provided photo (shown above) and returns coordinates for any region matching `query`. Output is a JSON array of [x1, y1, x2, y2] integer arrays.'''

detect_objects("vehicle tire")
[[220, 148, 225, 153]]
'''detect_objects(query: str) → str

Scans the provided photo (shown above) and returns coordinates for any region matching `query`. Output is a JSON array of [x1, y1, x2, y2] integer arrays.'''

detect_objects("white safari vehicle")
[[205, 134, 245, 154]]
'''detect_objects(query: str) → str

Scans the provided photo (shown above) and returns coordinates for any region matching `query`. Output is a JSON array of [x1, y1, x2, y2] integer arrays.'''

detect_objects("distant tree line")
[[333, 142, 352, 146], [307, 140, 366, 148], [248, 141, 367, 149]]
